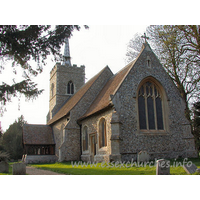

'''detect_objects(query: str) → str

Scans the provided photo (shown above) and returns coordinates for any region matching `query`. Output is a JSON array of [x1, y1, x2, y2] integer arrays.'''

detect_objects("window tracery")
[[138, 81, 164, 131]]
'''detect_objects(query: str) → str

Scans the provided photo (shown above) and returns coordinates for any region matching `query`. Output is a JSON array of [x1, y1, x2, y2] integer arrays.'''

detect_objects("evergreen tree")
[[2, 115, 27, 160], [0, 25, 88, 112]]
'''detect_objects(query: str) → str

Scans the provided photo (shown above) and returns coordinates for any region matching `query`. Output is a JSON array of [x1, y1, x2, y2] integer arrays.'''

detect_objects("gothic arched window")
[[67, 81, 74, 94], [82, 126, 88, 151], [138, 80, 164, 131], [99, 118, 107, 148]]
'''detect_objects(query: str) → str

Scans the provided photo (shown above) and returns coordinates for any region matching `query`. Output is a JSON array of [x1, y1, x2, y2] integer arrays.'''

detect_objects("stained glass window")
[[138, 96, 146, 129], [147, 97, 155, 129], [138, 81, 164, 131], [156, 97, 164, 130]]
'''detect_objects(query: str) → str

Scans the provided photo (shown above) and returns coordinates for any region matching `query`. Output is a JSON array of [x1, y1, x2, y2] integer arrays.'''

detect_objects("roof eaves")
[[47, 112, 70, 126]]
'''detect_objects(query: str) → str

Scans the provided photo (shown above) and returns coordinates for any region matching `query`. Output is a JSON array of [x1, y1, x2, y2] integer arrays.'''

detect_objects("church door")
[[90, 134, 96, 162]]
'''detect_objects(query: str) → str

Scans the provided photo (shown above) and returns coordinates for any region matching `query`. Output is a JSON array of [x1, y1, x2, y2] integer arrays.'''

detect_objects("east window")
[[138, 81, 164, 131]]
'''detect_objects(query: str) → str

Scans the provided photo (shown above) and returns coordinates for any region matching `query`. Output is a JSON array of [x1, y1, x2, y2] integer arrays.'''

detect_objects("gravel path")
[[26, 166, 65, 175]]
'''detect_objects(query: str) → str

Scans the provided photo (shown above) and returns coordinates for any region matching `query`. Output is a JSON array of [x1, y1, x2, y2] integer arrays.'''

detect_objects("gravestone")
[[0, 161, 9, 173], [156, 159, 170, 175], [183, 163, 197, 174], [137, 151, 150, 163], [12, 163, 26, 175], [196, 168, 200, 174]]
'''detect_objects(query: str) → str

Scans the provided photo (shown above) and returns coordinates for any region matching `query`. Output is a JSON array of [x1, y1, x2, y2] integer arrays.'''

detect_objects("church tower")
[[48, 38, 85, 121]]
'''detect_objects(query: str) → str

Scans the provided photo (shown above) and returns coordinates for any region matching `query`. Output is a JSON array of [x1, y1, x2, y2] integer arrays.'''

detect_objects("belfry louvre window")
[[138, 81, 164, 130], [83, 126, 88, 151], [67, 81, 74, 94]]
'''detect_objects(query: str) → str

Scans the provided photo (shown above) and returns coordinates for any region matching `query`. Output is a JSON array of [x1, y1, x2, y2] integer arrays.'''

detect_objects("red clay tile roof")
[[47, 66, 109, 125], [23, 124, 55, 145], [79, 60, 136, 120]]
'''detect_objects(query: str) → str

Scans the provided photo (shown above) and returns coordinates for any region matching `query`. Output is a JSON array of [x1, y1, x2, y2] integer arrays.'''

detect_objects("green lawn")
[[31, 158, 200, 175], [1, 158, 199, 175]]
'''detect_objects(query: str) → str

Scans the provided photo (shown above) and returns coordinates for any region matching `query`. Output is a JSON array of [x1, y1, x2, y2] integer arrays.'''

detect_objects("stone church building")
[[22, 37, 197, 163]]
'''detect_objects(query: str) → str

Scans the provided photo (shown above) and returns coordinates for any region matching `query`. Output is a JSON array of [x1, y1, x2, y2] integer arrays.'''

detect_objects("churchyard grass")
[[31, 158, 200, 175]]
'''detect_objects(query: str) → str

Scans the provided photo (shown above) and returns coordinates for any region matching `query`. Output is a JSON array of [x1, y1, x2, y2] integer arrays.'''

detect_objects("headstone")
[[183, 163, 197, 174], [137, 151, 150, 163], [156, 159, 170, 175], [196, 168, 200, 174], [0, 161, 9, 173], [12, 163, 26, 175]]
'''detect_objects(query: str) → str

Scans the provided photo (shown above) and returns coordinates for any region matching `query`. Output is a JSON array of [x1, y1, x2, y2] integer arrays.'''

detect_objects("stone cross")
[[141, 33, 149, 43]]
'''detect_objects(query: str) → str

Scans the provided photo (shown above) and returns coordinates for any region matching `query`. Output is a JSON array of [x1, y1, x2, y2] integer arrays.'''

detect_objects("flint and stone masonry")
[[23, 41, 198, 164]]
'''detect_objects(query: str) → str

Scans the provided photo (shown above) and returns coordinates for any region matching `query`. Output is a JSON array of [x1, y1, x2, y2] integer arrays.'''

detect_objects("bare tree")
[[126, 25, 200, 121], [125, 33, 144, 63]]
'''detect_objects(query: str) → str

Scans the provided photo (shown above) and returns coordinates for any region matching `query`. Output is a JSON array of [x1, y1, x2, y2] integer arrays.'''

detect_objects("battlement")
[[50, 63, 85, 77]]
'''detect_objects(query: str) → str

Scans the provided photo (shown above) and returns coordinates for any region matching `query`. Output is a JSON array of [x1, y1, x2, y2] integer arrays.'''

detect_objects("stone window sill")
[[136, 130, 169, 136], [99, 146, 107, 152], [82, 150, 89, 154]]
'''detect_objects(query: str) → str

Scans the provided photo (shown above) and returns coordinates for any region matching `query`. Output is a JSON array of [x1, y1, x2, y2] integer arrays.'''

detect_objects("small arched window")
[[147, 56, 151, 68], [99, 118, 107, 148], [67, 81, 74, 94], [51, 83, 54, 97], [82, 126, 88, 151], [138, 80, 164, 131]]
